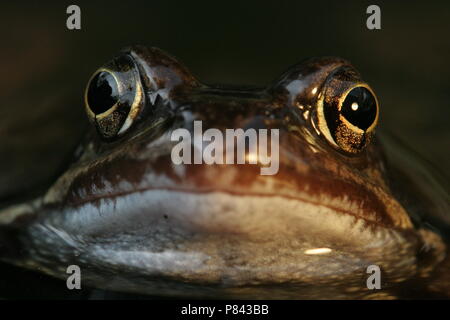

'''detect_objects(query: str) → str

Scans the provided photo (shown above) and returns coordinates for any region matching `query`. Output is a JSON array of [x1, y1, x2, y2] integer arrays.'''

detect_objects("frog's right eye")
[[84, 56, 145, 139], [315, 67, 379, 154]]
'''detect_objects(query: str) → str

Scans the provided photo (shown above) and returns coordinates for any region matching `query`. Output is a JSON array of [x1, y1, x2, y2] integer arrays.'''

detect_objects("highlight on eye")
[[316, 82, 379, 154]]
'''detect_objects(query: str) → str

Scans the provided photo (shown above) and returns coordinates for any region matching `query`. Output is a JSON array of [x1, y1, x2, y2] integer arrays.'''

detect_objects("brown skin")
[[0, 46, 448, 299]]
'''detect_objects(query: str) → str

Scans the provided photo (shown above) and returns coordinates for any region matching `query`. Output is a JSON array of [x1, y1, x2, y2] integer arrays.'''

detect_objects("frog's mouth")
[[51, 144, 414, 231], [0, 161, 436, 298], [30, 140, 417, 252], [26, 186, 421, 288], [0, 133, 428, 295]]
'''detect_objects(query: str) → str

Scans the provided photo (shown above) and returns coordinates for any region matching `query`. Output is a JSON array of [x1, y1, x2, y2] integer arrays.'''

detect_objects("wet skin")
[[0, 46, 449, 299]]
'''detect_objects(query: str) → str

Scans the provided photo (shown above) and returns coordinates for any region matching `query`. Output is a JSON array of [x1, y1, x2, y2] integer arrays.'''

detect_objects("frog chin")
[[18, 187, 425, 295]]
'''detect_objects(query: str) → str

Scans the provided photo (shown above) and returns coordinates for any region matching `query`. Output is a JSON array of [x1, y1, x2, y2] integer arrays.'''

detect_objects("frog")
[[0, 46, 449, 299]]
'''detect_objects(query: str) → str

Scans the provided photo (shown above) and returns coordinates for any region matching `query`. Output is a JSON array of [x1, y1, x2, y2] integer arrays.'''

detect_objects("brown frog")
[[0, 46, 448, 299]]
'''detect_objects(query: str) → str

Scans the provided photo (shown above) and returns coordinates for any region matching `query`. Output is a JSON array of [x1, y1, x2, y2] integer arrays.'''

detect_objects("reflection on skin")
[[304, 248, 332, 255]]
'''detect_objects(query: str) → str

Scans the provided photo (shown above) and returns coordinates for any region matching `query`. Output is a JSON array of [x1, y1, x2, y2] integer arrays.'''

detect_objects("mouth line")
[[66, 184, 396, 230]]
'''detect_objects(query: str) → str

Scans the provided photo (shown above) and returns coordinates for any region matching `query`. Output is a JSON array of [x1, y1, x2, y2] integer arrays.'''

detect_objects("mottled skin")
[[0, 46, 448, 299]]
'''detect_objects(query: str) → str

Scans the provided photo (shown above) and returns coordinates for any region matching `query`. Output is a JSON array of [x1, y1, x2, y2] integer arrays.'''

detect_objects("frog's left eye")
[[86, 71, 120, 115], [316, 82, 379, 154], [84, 56, 144, 139]]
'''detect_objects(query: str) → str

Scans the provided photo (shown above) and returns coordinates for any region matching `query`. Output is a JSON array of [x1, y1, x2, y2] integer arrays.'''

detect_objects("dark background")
[[0, 0, 449, 298]]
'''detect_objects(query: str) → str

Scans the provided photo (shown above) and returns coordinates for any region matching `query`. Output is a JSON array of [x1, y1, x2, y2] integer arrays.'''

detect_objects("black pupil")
[[87, 71, 119, 114], [341, 87, 377, 130]]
